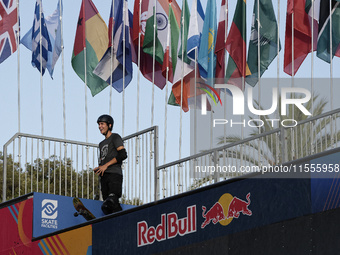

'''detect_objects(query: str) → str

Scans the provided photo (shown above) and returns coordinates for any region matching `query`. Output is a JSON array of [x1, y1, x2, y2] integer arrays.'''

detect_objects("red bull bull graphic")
[[137, 205, 196, 247], [201, 193, 252, 229], [201, 202, 225, 228], [227, 193, 252, 219]]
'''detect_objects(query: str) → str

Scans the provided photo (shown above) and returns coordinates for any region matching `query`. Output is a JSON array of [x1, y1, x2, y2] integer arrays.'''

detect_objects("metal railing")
[[156, 108, 340, 199], [3, 108, 340, 203], [2, 126, 158, 204]]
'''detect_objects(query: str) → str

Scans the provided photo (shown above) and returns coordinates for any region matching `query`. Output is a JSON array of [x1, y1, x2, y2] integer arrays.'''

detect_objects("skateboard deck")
[[73, 197, 96, 221]]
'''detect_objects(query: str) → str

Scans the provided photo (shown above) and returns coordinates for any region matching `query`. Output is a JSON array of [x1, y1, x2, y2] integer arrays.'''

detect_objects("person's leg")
[[101, 173, 123, 214], [100, 175, 109, 200]]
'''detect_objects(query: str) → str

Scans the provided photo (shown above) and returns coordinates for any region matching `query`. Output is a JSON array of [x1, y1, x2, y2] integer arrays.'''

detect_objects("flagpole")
[[60, 0, 66, 140], [17, 0, 22, 196], [223, 0, 228, 146], [276, 0, 280, 164], [39, 0, 45, 193], [137, 0, 142, 132], [180, 0, 186, 160], [83, 1, 90, 199], [151, 0, 156, 127], [39, 1, 44, 137], [291, 2, 295, 160], [17, 0, 20, 133], [122, 0, 126, 138], [257, 0, 261, 167], [164, 2, 171, 163], [110, 0, 115, 116], [310, 0, 314, 154], [329, 0, 334, 147]]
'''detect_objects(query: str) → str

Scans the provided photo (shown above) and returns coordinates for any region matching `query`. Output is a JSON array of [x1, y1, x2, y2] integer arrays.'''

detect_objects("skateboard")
[[73, 197, 96, 221]]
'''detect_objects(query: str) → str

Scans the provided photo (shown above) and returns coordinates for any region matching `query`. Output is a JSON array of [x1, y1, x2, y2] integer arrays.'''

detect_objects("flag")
[[30, 0, 52, 75], [246, 0, 281, 86], [0, 0, 19, 64], [168, 78, 212, 112], [187, 0, 204, 61], [93, 0, 134, 93], [132, 0, 166, 89], [317, 0, 340, 63], [225, 0, 250, 90], [142, 0, 181, 88], [71, 0, 109, 96], [161, 1, 180, 83], [170, 0, 195, 112], [305, 0, 320, 42], [21, 0, 62, 78], [197, 0, 217, 81], [215, 0, 227, 79], [284, 0, 315, 75]]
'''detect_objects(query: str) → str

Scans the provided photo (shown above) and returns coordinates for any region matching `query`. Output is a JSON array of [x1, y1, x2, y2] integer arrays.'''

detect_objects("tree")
[[217, 93, 340, 166]]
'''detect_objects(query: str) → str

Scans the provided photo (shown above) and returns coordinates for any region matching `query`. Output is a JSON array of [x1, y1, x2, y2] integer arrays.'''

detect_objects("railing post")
[[153, 126, 159, 201], [3, 145, 7, 202], [213, 150, 219, 183], [280, 126, 288, 163]]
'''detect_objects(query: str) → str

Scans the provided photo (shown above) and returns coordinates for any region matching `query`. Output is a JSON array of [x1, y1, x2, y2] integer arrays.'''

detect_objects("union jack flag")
[[0, 0, 18, 64]]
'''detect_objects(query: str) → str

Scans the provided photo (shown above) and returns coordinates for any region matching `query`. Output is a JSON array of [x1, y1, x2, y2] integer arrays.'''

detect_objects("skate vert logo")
[[197, 82, 222, 107], [201, 193, 252, 229], [42, 199, 58, 219], [41, 199, 58, 229]]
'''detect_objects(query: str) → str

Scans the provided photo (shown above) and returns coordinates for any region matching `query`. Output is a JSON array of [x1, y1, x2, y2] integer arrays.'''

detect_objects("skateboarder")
[[94, 114, 127, 215]]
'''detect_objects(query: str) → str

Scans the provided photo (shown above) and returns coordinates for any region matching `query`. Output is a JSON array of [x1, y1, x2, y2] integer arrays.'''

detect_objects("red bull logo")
[[137, 205, 196, 247], [201, 192, 252, 229]]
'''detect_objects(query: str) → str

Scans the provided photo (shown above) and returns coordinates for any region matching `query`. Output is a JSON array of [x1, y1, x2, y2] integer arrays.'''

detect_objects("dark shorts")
[[100, 173, 123, 200]]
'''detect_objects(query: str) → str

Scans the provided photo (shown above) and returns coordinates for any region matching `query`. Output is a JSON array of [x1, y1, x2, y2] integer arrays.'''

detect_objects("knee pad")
[[101, 193, 122, 215]]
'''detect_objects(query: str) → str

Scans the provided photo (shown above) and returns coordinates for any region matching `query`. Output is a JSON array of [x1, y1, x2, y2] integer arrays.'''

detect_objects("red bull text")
[[137, 205, 196, 247]]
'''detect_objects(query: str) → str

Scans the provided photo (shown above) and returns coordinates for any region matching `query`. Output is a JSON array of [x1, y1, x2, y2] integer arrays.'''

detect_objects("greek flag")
[[31, 0, 52, 75]]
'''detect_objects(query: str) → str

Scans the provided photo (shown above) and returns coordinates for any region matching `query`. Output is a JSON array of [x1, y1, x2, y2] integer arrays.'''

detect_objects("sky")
[[1, 0, 340, 168]]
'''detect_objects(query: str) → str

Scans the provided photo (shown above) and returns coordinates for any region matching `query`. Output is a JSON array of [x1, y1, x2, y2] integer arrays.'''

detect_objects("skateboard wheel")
[[74, 212, 79, 217]]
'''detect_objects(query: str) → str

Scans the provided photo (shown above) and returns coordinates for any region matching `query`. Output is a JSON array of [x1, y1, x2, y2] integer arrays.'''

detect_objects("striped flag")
[[317, 0, 340, 63], [71, 0, 109, 96], [142, 0, 181, 88], [225, 0, 250, 90], [246, 0, 281, 86], [93, 0, 135, 93], [21, 0, 62, 78], [31, 0, 52, 75], [197, 0, 217, 81], [215, 0, 227, 79], [132, 0, 166, 89], [284, 0, 315, 75], [187, 0, 204, 61]]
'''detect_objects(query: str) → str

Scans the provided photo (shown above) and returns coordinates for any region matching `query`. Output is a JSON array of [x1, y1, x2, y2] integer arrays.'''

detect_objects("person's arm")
[[94, 146, 126, 176]]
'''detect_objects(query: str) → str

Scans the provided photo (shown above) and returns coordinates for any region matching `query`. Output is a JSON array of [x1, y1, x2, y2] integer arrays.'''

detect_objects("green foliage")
[[0, 153, 100, 202], [217, 93, 340, 165]]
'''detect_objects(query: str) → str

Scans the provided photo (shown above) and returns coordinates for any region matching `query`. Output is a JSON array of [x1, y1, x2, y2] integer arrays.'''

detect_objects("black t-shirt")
[[98, 133, 124, 175]]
